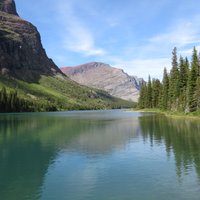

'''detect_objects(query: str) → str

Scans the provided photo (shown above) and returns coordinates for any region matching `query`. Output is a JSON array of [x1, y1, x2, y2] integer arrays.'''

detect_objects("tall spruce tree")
[[10, 90, 18, 112], [179, 56, 189, 90], [188, 47, 198, 112], [146, 76, 152, 108], [137, 46, 200, 114], [198, 52, 200, 77], [161, 68, 169, 110], [152, 79, 161, 108], [138, 83, 147, 109], [0, 87, 7, 112], [179, 56, 189, 111], [195, 77, 200, 110], [169, 47, 180, 110]]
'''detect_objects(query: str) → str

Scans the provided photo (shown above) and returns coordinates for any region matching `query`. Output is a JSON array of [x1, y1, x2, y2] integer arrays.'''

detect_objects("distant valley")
[[0, 0, 134, 112]]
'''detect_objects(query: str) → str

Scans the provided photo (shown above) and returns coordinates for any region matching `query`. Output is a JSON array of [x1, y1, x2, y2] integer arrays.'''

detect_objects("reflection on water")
[[0, 111, 200, 200], [139, 115, 200, 179], [0, 111, 141, 200]]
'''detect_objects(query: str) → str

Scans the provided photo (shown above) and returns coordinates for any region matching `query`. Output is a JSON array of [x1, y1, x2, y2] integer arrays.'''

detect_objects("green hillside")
[[0, 0, 134, 112], [0, 75, 134, 112]]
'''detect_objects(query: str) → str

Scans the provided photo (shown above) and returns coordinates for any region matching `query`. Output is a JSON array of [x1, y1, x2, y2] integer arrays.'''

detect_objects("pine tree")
[[146, 76, 152, 108], [195, 77, 200, 110], [152, 79, 161, 108], [169, 47, 180, 110], [179, 56, 189, 91], [198, 52, 200, 77], [137, 46, 200, 114], [179, 56, 189, 111], [161, 68, 169, 110], [10, 90, 18, 112], [0, 87, 7, 112], [138, 83, 147, 109], [172, 47, 178, 70], [188, 47, 198, 112]]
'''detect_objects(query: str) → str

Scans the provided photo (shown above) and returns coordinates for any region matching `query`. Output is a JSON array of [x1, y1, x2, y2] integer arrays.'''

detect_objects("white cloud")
[[149, 15, 200, 49], [111, 15, 200, 80], [179, 45, 200, 58], [64, 22, 106, 56], [56, 0, 106, 57], [110, 57, 170, 81], [54, 1, 200, 80], [103, 15, 200, 79]]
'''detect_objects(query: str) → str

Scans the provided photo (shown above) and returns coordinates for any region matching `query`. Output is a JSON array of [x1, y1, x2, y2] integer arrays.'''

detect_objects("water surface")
[[0, 110, 200, 200]]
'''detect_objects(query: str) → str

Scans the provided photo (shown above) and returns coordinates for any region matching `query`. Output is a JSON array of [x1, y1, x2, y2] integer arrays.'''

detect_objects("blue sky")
[[16, 0, 200, 80]]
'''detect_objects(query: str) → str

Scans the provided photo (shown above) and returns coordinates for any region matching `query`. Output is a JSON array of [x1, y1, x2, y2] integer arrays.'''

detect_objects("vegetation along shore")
[[138, 47, 200, 118]]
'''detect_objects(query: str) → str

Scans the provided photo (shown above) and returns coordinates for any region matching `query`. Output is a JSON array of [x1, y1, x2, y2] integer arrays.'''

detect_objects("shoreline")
[[130, 108, 200, 120]]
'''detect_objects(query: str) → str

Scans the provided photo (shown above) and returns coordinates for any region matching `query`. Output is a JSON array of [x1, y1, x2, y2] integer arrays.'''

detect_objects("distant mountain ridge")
[[61, 62, 142, 102], [0, 0, 134, 111]]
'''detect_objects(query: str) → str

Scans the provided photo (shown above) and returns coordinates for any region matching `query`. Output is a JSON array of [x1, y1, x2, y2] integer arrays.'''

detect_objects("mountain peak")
[[0, 0, 18, 16], [61, 62, 142, 102], [0, 0, 63, 81]]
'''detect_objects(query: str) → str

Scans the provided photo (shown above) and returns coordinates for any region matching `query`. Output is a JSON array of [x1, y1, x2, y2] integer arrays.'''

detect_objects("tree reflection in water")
[[139, 114, 200, 180]]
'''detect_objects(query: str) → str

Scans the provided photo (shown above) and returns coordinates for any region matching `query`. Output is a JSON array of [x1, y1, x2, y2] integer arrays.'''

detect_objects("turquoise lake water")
[[0, 110, 200, 200]]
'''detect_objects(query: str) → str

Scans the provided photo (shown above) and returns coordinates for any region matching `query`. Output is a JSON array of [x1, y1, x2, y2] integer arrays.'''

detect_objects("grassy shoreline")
[[131, 108, 200, 120]]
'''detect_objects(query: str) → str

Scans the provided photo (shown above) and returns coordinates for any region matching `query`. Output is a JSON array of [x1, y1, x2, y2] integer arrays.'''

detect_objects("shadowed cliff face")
[[61, 62, 143, 102], [0, 0, 18, 16], [0, 0, 63, 81]]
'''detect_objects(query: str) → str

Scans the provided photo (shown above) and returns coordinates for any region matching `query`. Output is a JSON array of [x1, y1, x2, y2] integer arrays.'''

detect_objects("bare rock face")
[[61, 62, 142, 102], [0, 0, 62, 81], [0, 0, 18, 16]]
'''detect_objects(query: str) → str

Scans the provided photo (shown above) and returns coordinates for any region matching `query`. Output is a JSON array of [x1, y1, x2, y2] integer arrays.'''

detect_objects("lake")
[[0, 110, 200, 200]]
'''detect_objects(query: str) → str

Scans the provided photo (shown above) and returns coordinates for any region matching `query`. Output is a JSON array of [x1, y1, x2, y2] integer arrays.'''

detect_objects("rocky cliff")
[[0, 0, 18, 15], [61, 62, 142, 102], [0, 0, 134, 110], [0, 0, 62, 81]]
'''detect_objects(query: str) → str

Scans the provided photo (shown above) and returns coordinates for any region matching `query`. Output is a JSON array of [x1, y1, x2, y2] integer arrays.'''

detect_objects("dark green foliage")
[[0, 75, 134, 113], [188, 47, 198, 112], [139, 77, 161, 109], [1, 87, 24, 112], [138, 46, 200, 114], [152, 79, 161, 108], [161, 68, 169, 110], [146, 76, 152, 108], [179, 57, 189, 111], [0, 87, 58, 112], [169, 47, 180, 110], [198, 53, 200, 76], [0, 87, 7, 112], [138, 82, 147, 109], [195, 77, 200, 109], [179, 56, 189, 91]]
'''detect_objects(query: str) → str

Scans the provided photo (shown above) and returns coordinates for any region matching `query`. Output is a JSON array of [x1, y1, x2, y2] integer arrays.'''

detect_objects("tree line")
[[0, 87, 30, 112], [0, 87, 57, 112], [138, 47, 200, 113]]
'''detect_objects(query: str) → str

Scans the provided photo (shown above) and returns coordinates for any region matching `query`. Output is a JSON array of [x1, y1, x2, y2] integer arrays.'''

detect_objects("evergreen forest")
[[0, 87, 57, 112], [0, 77, 134, 113], [138, 47, 200, 114]]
